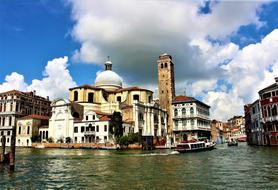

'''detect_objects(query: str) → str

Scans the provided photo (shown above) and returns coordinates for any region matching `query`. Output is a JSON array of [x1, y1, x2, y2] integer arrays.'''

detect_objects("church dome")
[[95, 57, 123, 90], [95, 70, 123, 89]]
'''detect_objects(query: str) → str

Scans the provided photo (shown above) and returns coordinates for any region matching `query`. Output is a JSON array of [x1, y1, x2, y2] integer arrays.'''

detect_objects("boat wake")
[[134, 151, 180, 157]]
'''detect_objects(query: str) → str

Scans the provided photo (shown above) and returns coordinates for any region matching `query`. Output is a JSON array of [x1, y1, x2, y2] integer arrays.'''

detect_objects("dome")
[[95, 70, 123, 89]]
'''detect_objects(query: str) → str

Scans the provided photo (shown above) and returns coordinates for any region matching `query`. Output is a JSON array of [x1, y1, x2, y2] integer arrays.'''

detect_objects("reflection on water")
[[0, 143, 278, 189]]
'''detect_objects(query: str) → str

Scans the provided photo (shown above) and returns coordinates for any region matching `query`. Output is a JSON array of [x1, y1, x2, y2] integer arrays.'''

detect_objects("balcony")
[[84, 131, 96, 136]]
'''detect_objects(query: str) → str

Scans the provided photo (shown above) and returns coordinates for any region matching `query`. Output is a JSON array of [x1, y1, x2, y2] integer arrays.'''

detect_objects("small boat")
[[227, 140, 238, 146], [175, 140, 216, 153]]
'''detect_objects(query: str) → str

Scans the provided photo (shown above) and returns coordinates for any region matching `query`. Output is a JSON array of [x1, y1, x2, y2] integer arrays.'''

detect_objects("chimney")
[[275, 77, 278, 85]]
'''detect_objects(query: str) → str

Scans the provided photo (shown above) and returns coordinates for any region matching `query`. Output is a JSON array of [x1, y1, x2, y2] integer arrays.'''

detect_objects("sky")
[[1, 0, 278, 121]]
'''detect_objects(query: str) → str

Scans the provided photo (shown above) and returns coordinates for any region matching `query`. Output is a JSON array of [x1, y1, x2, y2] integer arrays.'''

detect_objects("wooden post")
[[9, 127, 16, 171], [0, 135, 6, 162]]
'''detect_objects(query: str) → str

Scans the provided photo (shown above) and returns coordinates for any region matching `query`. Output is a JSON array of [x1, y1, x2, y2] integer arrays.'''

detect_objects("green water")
[[0, 143, 277, 189]]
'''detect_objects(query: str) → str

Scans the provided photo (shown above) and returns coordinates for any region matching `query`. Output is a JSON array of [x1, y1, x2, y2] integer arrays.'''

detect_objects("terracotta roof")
[[20, 114, 49, 120], [173, 95, 194, 102], [172, 95, 210, 108], [92, 110, 112, 116], [99, 115, 111, 121]]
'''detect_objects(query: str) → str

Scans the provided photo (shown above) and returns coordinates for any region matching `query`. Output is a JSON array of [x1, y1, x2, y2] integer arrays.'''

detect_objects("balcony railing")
[[84, 131, 96, 136], [173, 114, 210, 120]]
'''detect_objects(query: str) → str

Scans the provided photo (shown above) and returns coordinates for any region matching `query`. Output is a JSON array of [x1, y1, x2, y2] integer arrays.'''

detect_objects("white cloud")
[[0, 72, 28, 92], [0, 57, 77, 100], [68, 0, 273, 121]]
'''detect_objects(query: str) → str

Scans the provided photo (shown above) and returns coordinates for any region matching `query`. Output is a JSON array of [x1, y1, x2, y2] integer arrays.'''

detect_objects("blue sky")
[[1, 0, 278, 120]]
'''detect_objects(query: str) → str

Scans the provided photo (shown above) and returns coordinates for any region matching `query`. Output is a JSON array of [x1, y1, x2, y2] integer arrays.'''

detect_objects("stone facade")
[[172, 95, 211, 144], [157, 53, 175, 135], [0, 90, 51, 146]]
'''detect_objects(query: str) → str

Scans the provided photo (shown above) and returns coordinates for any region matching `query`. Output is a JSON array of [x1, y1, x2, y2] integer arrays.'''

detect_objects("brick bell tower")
[[157, 53, 175, 136]]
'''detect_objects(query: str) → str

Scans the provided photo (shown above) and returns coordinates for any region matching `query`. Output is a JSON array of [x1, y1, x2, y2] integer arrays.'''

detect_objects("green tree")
[[47, 137, 54, 143], [65, 137, 72, 143], [31, 135, 41, 143], [109, 112, 123, 139]]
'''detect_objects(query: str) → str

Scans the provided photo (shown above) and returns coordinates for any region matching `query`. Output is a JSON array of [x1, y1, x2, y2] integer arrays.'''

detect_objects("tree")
[[65, 137, 72, 143], [109, 112, 123, 139], [31, 135, 41, 143], [47, 137, 54, 143]]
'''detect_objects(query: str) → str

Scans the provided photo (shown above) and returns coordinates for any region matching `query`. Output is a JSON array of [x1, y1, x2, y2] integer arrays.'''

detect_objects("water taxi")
[[175, 139, 216, 153]]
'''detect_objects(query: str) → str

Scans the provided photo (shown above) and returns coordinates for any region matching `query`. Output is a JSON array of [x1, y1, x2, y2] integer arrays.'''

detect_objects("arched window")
[[74, 91, 78, 101], [165, 62, 168, 68], [182, 108, 186, 116], [272, 105, 277, 116], [18, 126, 21, 135], [43, 131, 45, 139], [190, 107, 194, 115], [268, 106, 271, 117], [161, 63, 163, 68], [27, 126, 30, 135], [174, 109, 178, 116], [27, 139, 29, 146]]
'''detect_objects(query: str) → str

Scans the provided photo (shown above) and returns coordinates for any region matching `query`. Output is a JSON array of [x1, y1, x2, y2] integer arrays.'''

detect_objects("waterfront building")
[[16, 114, 49, 146], [258, 77, 278, 145], [249, 100, 265, 145], [0, 90, 51, 146], [227, 115, 246, 141], [211, 120, 225, 144], [49, 59, 168, 145], [172, 95, 211, 143], [48, 98, 83, 143], [157, 53, 175, 138]]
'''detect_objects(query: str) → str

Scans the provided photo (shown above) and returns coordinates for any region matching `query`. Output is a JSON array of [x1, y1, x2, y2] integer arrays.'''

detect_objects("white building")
[[48, 99, 83, 143], [48, 59, 168, 146], [172, 95, 211, 143]]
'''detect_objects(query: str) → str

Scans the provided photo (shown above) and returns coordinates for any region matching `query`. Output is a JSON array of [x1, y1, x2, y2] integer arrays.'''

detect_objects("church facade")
[[48, 59, 168, 144]]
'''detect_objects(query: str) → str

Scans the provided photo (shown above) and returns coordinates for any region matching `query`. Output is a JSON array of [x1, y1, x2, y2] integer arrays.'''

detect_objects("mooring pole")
[[9, 127, 16, 171], [1, 135, 6, 162]]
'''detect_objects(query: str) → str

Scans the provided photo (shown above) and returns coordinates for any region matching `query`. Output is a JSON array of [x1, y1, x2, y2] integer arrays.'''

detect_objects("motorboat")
[[227, 140, 238, 146], [175, 139, 216, 153]]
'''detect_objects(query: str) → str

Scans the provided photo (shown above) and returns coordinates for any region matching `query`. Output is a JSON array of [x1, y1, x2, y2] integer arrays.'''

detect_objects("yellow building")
[[16, 114, 49, 146]]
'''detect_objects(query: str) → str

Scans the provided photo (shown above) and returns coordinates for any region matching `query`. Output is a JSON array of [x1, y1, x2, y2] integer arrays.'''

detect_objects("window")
[[165, 62, 168, 68], [82, 137, 84, 143], [133, 95, 139, 101], [93, 115, 95, 120], [174, 109, 178, 117], [272, 105, 277, 116], [190, 107, 194, 115], [104, 136, 107, 141], [148, 96, 152, 103], [182, 108, 186, 116], [27, 126, 30, 135], [74, 127, 78, 133], [75, 137, 77, 143], [18, 126, 21, 135], [182, 120, 187, 126], [161, 63, 163, 68], [86, 116, 89, 121], [9, 116, 12, 126], [7, 138, 9, 143], [117, 96, 121, 102], [81, 126, 85, 132], [191, 119, 194, 125], [96, 125, 99, 132], [46, 131, 48, 139], [74, 91, 78, 101], [175, 120, 178, 126], [88, 93, 94, 103], [104, 125, 107, 132]]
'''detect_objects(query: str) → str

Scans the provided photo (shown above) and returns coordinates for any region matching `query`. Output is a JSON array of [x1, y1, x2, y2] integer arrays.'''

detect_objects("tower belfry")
[[157, 53, 175, 135]]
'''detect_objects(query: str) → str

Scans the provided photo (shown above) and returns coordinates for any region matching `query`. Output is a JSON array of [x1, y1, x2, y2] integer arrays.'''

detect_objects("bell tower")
[[157, 53, 175, 135]]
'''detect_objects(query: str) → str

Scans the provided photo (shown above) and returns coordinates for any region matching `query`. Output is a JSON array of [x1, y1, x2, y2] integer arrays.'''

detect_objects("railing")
[[84, 131, 96, 136], [173, 114, 210, 120]]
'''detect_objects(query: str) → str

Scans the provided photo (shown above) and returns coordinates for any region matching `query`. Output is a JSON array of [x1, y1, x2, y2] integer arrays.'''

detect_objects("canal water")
[[0, 143, 277, 189]]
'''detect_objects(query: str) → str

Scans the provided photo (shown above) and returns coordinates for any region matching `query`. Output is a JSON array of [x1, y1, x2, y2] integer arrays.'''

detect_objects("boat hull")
[[175, 145, 215, 153]]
